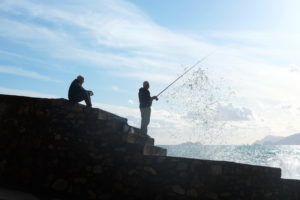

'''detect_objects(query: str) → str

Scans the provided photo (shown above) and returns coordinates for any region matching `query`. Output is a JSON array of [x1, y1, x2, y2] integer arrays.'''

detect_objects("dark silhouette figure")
[[138, 81, 158, 136], [68, 75, 93, 107]]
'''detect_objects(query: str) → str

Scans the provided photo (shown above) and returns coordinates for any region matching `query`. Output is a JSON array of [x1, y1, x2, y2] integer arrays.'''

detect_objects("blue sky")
[[129, 0, 283, 31], [1, 0, 300, 144]]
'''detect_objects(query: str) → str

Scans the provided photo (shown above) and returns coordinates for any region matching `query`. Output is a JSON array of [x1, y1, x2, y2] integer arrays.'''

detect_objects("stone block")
[[211, 165, 222, 176], [143, 145, 167, 156]]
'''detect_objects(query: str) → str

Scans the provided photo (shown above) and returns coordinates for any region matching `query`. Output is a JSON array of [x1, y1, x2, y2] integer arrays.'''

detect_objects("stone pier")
[[0, 94, 299, 200]]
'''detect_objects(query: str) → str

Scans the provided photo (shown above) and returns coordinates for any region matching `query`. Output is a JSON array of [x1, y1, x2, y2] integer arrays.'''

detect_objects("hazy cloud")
[[128, 99, 134, 105], [215, 104, 253, 121], [112, 86, 120, 92], [289, 64, 300, 73], [0, 65, 60, 82], [281, 105, 292, 110], [0, 87, 58, 98]]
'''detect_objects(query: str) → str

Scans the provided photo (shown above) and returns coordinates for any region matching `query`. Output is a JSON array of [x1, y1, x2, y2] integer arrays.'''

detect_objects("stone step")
[[95, 108, 127, 123], [143, 144, 167, 156], [107, 121, 155, 146], [112, 143, 166, 157], [125, 133, 155, 146]]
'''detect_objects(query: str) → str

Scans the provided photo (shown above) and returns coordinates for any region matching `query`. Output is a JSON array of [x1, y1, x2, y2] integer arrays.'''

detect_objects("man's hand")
[[88, 91, 94, 96], [152, 96, 158, 101]]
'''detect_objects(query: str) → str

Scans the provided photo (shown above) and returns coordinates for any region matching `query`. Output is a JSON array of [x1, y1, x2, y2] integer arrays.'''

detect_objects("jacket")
[[138, 87, 152, 108], [68, 79, 86, 100]]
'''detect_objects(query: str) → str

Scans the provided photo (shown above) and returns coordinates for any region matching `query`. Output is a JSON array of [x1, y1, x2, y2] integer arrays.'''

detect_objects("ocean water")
[[162, 144, 300, 180]]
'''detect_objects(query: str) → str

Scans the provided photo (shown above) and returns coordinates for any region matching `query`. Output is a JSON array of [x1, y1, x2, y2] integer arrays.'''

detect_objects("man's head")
[[77, 75, 84, 84], [143, 81, 149, 89]]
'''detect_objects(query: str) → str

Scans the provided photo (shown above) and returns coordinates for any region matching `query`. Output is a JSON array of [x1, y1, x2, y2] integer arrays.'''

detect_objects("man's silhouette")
[[138, 81, 158, 136], [68, 75, 93, 107]]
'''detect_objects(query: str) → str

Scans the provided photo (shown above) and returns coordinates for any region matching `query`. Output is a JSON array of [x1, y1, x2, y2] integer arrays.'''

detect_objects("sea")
[[161, 144, 300, 180]]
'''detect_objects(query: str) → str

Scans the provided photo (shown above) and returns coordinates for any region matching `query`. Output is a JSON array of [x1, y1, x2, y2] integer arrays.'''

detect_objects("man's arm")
[[151, 96, 158, 101]]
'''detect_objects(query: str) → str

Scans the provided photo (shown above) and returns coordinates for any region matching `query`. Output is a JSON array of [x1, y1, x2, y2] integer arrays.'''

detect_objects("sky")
[[1, 0, 300, 145]]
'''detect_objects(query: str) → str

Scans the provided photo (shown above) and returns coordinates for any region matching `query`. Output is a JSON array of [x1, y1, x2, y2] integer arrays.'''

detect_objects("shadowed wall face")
[[0, 94, 299, 200]]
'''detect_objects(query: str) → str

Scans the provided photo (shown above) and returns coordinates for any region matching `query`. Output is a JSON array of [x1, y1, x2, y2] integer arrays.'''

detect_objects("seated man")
[[68, 75, 93, 107]]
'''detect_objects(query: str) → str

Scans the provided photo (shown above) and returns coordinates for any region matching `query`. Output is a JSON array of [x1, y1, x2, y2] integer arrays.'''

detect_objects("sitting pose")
[[68, 75, 93, 107]]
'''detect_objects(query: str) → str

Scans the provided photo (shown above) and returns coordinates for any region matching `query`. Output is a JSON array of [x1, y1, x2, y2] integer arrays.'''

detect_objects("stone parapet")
[[0, 94, 299, 200]]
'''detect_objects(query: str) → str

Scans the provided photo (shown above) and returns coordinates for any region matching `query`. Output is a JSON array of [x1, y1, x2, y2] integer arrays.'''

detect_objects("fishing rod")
[[156, 52, 214, 97]]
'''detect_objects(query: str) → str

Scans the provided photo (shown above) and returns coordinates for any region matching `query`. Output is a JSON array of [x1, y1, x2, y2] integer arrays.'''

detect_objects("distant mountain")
[[253, 135, 284, 145], [177, 142, 202, 146], [253, 133, 300, 145], [272, 133, 300, 145]]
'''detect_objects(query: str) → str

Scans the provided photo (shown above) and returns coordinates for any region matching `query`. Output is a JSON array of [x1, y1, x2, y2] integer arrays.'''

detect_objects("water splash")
[[161, 64, 234, 144]]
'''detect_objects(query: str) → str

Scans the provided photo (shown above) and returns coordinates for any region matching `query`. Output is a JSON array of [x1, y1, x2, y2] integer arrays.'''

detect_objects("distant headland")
[[253, 133, 300, 145]]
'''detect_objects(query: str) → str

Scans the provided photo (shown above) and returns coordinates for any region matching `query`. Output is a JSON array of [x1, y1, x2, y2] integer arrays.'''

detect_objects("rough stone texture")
[[0, 94, 300, 200]]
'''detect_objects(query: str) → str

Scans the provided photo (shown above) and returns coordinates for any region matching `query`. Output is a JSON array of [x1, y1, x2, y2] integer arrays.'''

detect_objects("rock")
[[211, 165, 222, 176], [191, 179, 204, 189], [128, 169, 137, 176], [66, 113, 75, 119], [114, 147, 126, 152], [88, 190, 97, 199], [0, 103, 7, 113], [93, 165, 102, 174], [144, 167, 157, 176], [36, 111, 44, 117], [176, 162, 188, 171], [55, 134, 61, 140], [220, 192, 231, 197], [187, 189, 198, 198], [74, 177, 87, 184], [0, 160, 7, 171], [206, 192, 218, 200], [172, 185, 185, 195], [52, 179, 69, 191]]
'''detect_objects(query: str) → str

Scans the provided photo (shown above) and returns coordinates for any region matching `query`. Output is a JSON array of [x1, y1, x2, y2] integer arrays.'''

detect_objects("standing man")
[[138, 81, 158, 136], [68, 75, 93, 108]]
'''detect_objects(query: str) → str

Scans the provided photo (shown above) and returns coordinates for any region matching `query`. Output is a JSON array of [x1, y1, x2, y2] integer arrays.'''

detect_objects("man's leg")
[[140, 107, 151, 135], [69, 96, 84, 103], [69, 91, 92, 107], [83, 91, 92, 107]]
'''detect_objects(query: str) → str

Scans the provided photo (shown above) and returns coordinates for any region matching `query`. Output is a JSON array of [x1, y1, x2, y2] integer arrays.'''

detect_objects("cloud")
[[281, 105, 292, 110], [0, 18, 69, 44], [0, 0, 214, 82], [215, 104, 253, 121], [289, 64, 300, 73], [111, 86, 120, 92], [0, 87, 58, 98], [117, 71, 174, 83], [0, 65, 60, 82], [128, 99, 134, 105]]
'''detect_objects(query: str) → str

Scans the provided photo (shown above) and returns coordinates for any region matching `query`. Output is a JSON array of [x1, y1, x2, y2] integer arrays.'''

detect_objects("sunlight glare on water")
[[163, 144, 300, 180]]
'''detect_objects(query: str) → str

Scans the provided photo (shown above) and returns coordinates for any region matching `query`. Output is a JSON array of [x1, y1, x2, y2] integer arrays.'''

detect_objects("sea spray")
[[160, 64, 234, 144]]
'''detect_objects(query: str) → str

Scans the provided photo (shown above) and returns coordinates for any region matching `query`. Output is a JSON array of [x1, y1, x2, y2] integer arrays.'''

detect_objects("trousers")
[[140, 107, 151, 135], [69, 91, 92, 107]]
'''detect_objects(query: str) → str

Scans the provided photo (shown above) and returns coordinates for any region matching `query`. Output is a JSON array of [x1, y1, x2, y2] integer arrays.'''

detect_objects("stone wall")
[[0, 94, 299, 200]]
